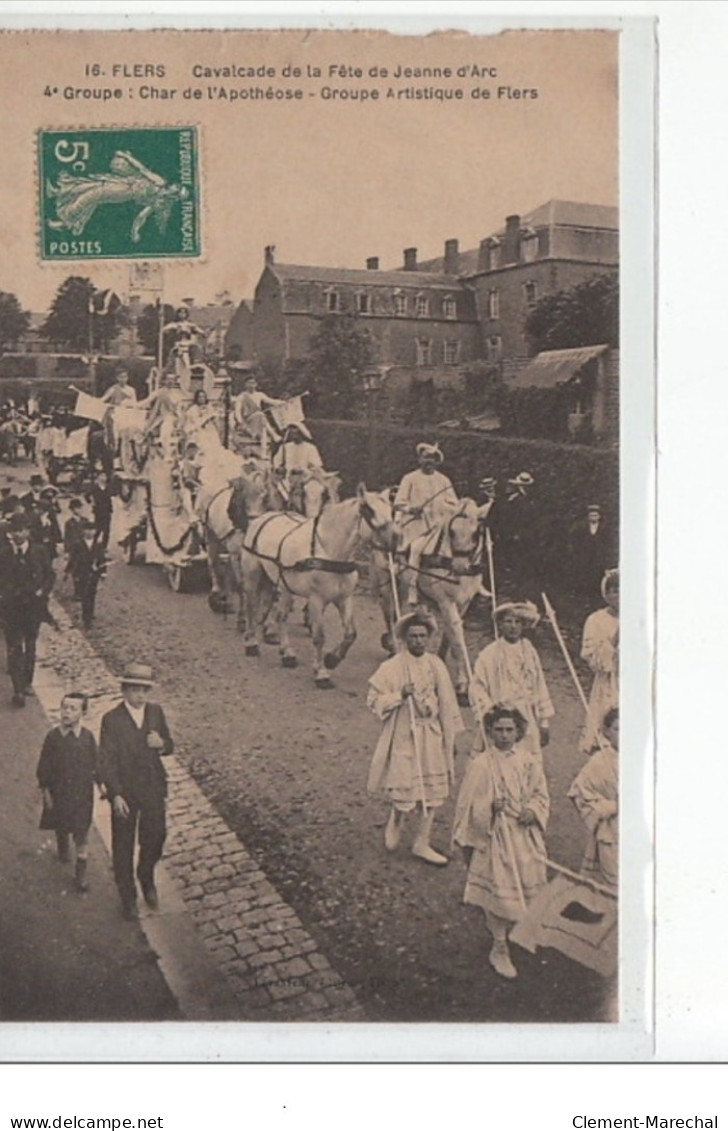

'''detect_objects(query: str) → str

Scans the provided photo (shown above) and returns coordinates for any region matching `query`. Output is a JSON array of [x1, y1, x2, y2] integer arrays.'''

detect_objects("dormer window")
[[487, 238, 501, 271], [393, 291, 407, 316], [415, 294, 429, 318], [443, 295, 457, 320], [356, 291, 372, 315], [325, 288, 341, 313]]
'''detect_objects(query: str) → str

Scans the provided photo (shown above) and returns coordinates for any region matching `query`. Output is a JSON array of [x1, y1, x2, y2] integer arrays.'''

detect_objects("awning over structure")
[[510, 344, 610, 389]]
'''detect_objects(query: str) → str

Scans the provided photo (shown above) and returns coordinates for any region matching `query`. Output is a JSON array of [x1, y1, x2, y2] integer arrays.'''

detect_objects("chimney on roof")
[[264, 245, 275, 266], [366, 256, 379, 271], [403, 247, 418, 272], [478, 238, 490, 272], [503, 215, 521, 265], [444, 238, 459, 275]]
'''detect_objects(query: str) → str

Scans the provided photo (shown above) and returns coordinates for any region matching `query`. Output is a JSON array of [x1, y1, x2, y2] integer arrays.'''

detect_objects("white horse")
[[240, 485, 401, 687], [373, 497, 493, 701]]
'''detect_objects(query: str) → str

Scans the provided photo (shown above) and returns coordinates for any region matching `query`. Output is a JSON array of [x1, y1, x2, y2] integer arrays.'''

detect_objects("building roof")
[[523, 199, 618, 231], [509, 344, 610, 389], [269, 263, 462, 290], [418, 200, 618, 275], [189, 303, 235, 331]]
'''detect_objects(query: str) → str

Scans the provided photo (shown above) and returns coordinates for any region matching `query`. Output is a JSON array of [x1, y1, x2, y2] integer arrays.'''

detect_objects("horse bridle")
[[359, 498, 398, 553]]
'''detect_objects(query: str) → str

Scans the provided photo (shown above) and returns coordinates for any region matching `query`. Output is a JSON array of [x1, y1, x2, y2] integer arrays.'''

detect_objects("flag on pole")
[[509, 873, 617, 977], [64, 426, 90, 460], [73, 390, 107, 424], [270, 395, 306, 432], [90, 288, 121, 316]]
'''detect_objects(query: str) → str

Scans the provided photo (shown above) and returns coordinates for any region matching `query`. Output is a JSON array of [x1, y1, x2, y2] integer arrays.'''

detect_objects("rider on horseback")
[[394, 442, 459, 606]]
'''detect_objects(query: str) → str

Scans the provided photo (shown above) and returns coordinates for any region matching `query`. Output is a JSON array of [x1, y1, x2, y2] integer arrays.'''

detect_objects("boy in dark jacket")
[[68, 520, 108, 629], [37, 691, 99, 893]]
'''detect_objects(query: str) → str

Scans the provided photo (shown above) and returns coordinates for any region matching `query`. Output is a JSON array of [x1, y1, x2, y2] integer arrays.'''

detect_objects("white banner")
[[114, 404, 148, 433], [270, 395, 306, 432], [73, 390, 107, 424]]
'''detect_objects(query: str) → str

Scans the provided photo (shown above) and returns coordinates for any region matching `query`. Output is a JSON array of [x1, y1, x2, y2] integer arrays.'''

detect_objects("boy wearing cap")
[[98, 664, 174, 919], [0, 512, 54, 706], [367, 609, 463, 866]]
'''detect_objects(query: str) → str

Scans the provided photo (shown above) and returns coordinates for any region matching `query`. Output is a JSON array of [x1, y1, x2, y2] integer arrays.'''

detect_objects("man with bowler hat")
[[0, 512, 54, 706], [98, 663, 174, 919]]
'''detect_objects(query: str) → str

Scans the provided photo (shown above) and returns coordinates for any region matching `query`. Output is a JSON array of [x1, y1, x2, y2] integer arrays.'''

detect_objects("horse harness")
[[245, 499, 392, 581], [407, 513, 486, 583]]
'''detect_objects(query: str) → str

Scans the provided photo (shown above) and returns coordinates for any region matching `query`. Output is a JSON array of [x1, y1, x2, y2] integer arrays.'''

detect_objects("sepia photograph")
[[0, 14, 652, 1059]]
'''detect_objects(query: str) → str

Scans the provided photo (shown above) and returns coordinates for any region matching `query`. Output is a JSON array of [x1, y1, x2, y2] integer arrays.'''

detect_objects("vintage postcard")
[[0, 16, 654, 1061]]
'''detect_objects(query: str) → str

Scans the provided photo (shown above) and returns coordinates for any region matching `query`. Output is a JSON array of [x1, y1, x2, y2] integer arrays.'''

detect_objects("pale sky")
[[0, 26, 617, 313]]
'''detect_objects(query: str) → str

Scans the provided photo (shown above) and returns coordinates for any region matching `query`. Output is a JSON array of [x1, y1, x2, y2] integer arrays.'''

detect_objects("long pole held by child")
[[387, 552, 428, 817], [451, 610, 527, 911]]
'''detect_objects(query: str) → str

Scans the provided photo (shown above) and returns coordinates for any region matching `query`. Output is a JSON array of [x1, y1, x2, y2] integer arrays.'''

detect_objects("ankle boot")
[[74, 858, 89, 893]]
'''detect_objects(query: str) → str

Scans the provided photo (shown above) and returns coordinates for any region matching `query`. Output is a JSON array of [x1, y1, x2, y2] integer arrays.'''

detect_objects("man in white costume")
[[394, 443, 459, 605], [367, 609, 463, 867], [469, 601, 554, 759], [233, 376, 285, 455]]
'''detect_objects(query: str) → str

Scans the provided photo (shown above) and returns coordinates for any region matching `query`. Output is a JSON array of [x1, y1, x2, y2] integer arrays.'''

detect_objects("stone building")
[[231, 245, 480, 400], [463, 200, 618, 371]]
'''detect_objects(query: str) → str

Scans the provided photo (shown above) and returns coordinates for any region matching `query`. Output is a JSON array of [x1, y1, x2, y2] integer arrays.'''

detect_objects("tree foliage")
[[40, 276, 127, 353], [0, 290, 31, 352], [136, 302, 176, 358], [524, 273, 619, 355], [305, 314, 376, 416]]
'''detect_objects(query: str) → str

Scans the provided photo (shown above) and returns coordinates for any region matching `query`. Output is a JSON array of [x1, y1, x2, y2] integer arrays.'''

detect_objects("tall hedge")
[[309, 417, 619, 593]]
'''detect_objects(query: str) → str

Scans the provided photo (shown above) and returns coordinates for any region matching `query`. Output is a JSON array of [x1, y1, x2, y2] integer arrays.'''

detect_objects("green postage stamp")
[[38, 127, 201, 260]]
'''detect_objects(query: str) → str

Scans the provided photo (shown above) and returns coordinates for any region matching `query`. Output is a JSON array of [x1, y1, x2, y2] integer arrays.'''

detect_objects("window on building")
[[393, 291, 407, 316], [415, 294, 429, 318], [486, 336, 502, 363], [356, 291, 372, 314], [522, 235, 538, 262], [416, 338, 433, 366], [443, 339, 460, 366], [488, 241, 501, 270], [488, 289, 500, 319], [443, 295, 457, 320], [523, 281, 538, 309], [325, 289, 341, 313]]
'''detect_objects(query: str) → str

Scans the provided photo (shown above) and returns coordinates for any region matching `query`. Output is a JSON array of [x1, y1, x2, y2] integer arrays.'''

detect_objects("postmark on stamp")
[[38, 126, 201, 260]]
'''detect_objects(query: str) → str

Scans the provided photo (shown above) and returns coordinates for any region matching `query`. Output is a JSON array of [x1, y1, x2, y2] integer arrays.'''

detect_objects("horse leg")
[[241, 561, 274, 656], [226, 543, 247, 632], [275, 588, 297, 668], [306, 594, 332, 688], [206, 531, 227, 613], [323, 592, 357, 673]]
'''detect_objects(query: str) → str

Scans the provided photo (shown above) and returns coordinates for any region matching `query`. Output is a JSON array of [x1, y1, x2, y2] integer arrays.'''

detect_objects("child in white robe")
[[453, 704, 549, 980], [569, 707, 619, 889], [579, 569, 619, 754]]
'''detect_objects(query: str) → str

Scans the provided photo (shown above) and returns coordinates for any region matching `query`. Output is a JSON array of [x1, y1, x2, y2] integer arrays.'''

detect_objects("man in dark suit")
[[98, 663, 174, 920], [0, 512, 54, 706], [567, 503, 618, 607]]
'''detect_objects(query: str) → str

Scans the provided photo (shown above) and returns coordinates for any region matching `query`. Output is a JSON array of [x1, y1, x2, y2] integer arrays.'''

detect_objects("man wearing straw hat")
[[367, 608, 463, 866], [98, 662, 174, 920]]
